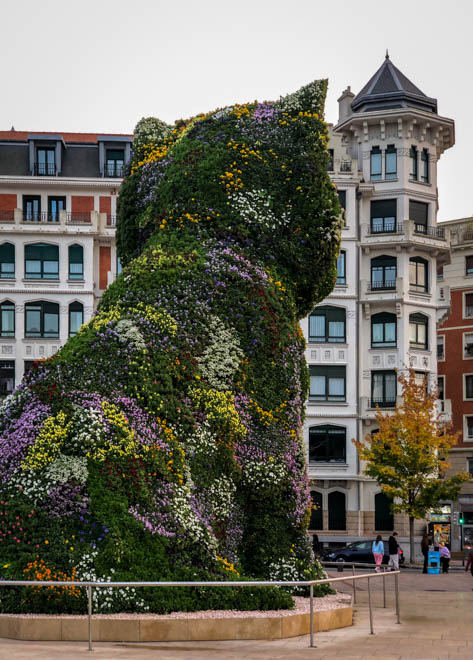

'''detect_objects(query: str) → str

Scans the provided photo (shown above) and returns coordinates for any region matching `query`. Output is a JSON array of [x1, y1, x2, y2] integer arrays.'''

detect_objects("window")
[[468, 458, 473, 476], [23, 195, 41, 221], [371, 312, 396, 348], [370, 199, 397, 233], [465, 376, 473, 400], [410, 145, 418, 180], [309, 425, 346, 463], [409, 313, 428, 350], [385, 145, 397, 179], [437, 265, 444, 281], [421, 148, 429, 183], [25, 302, 59, 338], [337, 190, 346, 210], [415, 371, 428, 394], [437, 376, 445, 410], [0, 243, 15, 279], [0, 361, 14, 395], [370, 146, 382, 180], [466, 256, 473, 276], [48, 197, 65, 223], [375, 492, 394, 531], [327, 149, 334, 171], [466, 293, 473, 318], [465, 332, 473, 358], [336, 251, 346, 285], [105, 149, 125, 177], [328, 491, 346, 530], [409, 257, 429, 293], [437, 336, 445, 360], [466, 417, 473, 441], [309, 491, 323, 529], [309, 306, 345, 343], [68, 244, 84, 280], [117, 256, 122, 276], [409, 200, 428, 233], [25, 244, 59, 280], [36, 148, 55, 176], [0, 301, 14, 338], [69, 301, 84, 336], [309, 366, 346, 402], [370, 255, 396, 290], [371, 370, 396, 408]]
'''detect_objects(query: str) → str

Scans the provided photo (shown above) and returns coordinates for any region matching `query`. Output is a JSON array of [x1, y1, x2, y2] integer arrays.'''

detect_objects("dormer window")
[[385, 145, 397, 179], [370, 146, 382, 180], [36, 148, 56, 176], [105, 149, 125, 177]]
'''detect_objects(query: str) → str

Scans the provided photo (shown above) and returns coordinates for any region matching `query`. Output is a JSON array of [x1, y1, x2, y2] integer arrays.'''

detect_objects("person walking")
[[388, 532, 400, 571], [465, 548, 473, 589], [372, 535, 384, 572], [421, 533, 431, 574], [439, 543, 451, 573]]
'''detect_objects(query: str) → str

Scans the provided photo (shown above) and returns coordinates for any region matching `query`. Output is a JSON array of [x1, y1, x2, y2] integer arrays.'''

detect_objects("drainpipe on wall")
[[356, 187, 362, 538]]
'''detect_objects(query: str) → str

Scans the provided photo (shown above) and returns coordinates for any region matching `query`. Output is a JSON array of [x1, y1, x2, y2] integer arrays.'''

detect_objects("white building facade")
[[302, 56, 455, 557]]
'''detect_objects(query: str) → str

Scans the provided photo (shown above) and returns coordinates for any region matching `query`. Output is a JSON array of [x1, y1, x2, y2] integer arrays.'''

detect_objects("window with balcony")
[[437, 265, 444, 281], [105, 149, 125, 177], [409, 256, 429, 293], [410, 145, 418, 180], [309, 306, 345, 343], [309, 425, 346, 464], [309, 366, 346, 402], [327, 149, 334, 171], [409, 313, 428, 350], [437, 375, 445, 407], [68, 244, 84, 280], [36, 148, 56, 176], [0, 360, 15, 396], [370, 146, 382, 180], [328, 491, 346, 530], [48, 197, 65, 223], [309, 491, 323, 529], [437, 336, 445, 360], [421, 148, 429, 183], [69, 301, 84, 336], [409, 200, 428, 233], [336, 250, 346, 285], [23, 196, 41, 222], [375, 492, 394, 531], [371, 312, 396, 348], [414, 371, 428, 395], [370, 255, 396, 290], [466, 256, 473, 276], [25, 302, 59, 338], [465, 333, 473, 359], [0, 243, 15, 279], [466, 417, 473, 441], [25, 244, 59, 280], [0, 301, 14, 338], [370, 199, 397, 233], [465, 376, 473, 400], [465, 293, 473, 318], [371, 370, 396, 408], [385, 145, 397, 179]]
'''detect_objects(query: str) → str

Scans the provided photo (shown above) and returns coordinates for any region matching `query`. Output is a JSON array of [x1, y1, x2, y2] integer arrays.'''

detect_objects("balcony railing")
[[34, 163, 56, 176], [104, 164, 124, 177], [0, 210, 15, 222], [369, 222, 403, 235], [369, 280, 397, 291], [370, 397, 396, 409], [339, 161, 352, 172], [107, 215, 117, 227], [22, 212, 62, 223], [413, 224, 445, 239], [66, 212, 92, 224]]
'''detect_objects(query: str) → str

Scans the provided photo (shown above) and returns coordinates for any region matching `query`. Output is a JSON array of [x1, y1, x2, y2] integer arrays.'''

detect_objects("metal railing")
[[0, 210, 15, 222], [34, 164, 56, 176], [66, 212, 91, 224], [369, 280, 396, 291], [0, 571, 400, 651], [413, 224, 445, 239], [22, 212, 60, 223], [369, 223, 403, 235], [369, 397, 396, 409]]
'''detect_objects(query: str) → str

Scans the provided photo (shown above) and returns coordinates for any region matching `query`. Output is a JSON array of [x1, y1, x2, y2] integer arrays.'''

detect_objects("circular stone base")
[[0, 595, 352, 642]]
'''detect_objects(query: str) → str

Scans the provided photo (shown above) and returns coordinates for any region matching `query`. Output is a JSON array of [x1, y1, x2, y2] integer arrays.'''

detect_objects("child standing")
[[372, 535, 384, 572]]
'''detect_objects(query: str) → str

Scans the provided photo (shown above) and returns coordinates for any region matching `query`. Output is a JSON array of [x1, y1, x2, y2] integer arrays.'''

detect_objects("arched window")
[[69, 302, 84, 337], [25, 243, 59, 280], [370, 255, 396, 290], [409, 257, 428, 293], [309, 491, 323, 530], [309, 425, 346, 463], [0, 300, 15, 338], [328, 491, 346, 530], [371, 312, 396, 348], [309, 306, 346, 343], [375, 492, 394, 531], [409, 313, 428, 350], [25, 301, 59, 338], [68, 244, 84, 280], [0, 243, 15, 279]]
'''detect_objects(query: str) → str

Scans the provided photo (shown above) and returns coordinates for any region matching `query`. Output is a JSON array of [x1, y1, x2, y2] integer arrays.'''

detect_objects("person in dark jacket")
[[312, 533, 320, 556], [388, 532, 399, 570], [465, 549, 473, 589], [421, 533, 431, 574]]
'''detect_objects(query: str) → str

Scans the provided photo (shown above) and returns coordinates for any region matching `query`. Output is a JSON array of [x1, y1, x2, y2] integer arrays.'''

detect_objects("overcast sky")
[[1, 0, 471, 221]]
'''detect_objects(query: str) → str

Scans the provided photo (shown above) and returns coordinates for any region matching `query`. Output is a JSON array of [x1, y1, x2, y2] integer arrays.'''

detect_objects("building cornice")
[[0, 176, 122, 189]]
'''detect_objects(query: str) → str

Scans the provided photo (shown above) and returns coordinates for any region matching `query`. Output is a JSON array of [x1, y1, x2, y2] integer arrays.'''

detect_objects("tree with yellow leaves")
[[354, 369, 470, 562]]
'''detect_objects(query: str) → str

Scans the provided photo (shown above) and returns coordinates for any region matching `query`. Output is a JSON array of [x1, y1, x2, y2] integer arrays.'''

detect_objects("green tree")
[[354, 369, 470, 562]]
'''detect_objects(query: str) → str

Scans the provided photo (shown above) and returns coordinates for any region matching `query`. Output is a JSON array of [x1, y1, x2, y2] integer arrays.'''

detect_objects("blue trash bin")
[[427, 550, 440, 574]]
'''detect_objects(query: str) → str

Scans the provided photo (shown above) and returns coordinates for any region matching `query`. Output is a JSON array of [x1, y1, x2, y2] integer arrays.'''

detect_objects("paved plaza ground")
[[1, 568, 472, 660]]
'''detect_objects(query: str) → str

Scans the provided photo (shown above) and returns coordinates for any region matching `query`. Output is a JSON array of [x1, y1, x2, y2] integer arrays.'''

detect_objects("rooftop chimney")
[[337, 86, 355, 123]]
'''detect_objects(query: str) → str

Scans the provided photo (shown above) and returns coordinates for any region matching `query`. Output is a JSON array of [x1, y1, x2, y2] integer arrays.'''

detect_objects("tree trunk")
[[409, 516, 415, 564]]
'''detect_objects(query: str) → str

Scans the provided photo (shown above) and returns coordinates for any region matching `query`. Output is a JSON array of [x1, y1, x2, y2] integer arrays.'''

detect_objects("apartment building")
[[302, 55, 455, 558], [0, 129, 131, 392]]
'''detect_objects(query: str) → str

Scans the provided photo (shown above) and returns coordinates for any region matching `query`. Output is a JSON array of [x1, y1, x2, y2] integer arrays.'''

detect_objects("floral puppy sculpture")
[[0, 81, 341, 614]]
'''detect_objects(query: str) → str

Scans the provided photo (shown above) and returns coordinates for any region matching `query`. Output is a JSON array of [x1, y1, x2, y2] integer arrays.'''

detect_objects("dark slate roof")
[[351, 55, 437, 114]]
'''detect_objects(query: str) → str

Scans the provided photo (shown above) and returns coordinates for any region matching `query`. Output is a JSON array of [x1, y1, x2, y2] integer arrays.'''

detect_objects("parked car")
[[322, 540, 404, 565]]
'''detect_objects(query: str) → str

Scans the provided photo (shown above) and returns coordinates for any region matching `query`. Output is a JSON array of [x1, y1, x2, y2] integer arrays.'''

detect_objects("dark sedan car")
[[323, 540, 404, 565]]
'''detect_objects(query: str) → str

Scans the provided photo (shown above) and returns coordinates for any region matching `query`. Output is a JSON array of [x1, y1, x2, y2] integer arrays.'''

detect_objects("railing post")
[[87, 585, 93, 651], [367, 576, 374, 635], [352, 564, 357, 604], [394, 572, 401, 624], [382, 566, 386, 608], [309, 583, 315, 648]]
